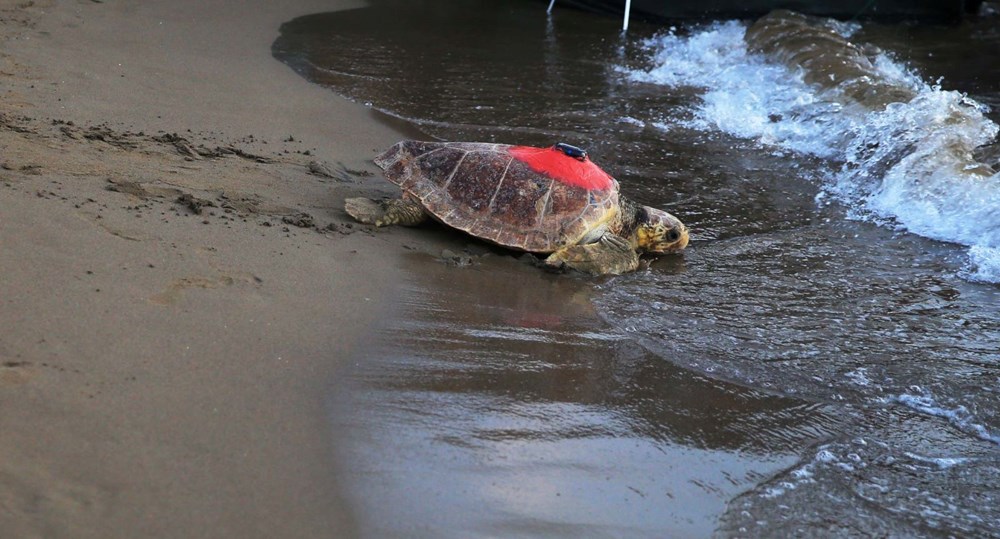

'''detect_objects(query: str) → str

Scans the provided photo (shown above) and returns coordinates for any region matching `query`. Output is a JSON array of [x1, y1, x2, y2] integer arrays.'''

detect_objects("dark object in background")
[[550, 0, 984, 22]]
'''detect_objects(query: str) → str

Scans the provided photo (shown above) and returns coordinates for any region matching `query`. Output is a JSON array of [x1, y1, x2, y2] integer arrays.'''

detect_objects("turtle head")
[[635, 206, 689, 254]]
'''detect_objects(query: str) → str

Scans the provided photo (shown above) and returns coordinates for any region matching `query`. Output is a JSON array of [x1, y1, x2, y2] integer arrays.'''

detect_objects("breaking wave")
[[623, 20, 1000, 283]]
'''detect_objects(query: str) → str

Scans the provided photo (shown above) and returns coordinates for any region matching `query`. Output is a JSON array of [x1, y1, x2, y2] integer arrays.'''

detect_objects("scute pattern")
[[415, 148, 465, 189], [446, 151, 509, 212], [374, 141, 619, 252], [488, 159, 551, 230]]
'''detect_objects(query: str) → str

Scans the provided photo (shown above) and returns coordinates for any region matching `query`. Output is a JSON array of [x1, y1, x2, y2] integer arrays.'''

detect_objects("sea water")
[[274, 2, 1000, 535], [626, 19, 1000, 282]]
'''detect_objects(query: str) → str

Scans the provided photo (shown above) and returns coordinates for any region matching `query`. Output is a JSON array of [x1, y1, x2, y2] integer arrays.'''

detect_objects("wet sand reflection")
[[332, 253, 842, 537]]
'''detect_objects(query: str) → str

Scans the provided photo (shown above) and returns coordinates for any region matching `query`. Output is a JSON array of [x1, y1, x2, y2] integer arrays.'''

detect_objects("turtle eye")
[[666, 228, 681, 242]]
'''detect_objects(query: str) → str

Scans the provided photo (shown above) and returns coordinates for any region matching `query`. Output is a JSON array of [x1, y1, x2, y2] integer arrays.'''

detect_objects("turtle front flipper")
[[545, 234, 639, 275], [345, 196, 428, 227]]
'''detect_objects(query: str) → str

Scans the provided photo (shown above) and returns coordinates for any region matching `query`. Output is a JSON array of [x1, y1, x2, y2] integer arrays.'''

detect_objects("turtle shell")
[[374, 141, 620, 252]]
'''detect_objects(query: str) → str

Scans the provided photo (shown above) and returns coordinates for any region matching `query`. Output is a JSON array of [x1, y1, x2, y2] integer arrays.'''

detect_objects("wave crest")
[[624, 17, 1000, 283]]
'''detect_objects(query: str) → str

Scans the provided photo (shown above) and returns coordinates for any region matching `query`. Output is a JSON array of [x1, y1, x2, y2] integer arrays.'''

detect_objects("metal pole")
[[623, 0, 632, 31]]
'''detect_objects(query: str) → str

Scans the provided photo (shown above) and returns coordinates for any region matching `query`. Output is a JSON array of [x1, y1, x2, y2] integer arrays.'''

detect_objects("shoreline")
[[0, 0, 448, 536]]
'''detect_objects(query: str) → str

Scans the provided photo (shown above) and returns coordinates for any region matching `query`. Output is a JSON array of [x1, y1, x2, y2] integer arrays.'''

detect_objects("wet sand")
[[326, 251, 842, 538], [0, 0, 450, 536]]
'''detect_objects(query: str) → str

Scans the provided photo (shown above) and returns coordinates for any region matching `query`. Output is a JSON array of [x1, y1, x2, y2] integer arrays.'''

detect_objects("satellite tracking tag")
[[553, 142, 588, 161]]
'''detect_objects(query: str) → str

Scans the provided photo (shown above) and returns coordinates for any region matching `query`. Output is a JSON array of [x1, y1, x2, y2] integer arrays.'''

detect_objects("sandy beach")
[[0, 0, 440, 536]]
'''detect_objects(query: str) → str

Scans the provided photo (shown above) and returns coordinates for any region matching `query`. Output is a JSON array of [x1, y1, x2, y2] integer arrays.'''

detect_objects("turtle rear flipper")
[[345, 197, 428, 227], [545, 234, 639, 276]]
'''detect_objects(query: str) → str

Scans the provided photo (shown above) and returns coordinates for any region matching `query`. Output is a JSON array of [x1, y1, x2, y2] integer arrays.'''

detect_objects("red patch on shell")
[[509, 145, 614, 191]]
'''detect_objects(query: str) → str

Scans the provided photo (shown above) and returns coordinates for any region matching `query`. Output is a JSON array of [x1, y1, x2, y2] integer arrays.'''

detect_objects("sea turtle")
[[345, 140, 689, 275]]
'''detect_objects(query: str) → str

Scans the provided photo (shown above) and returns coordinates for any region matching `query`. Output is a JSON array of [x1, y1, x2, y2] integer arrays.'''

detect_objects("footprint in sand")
[[0, 361, 32, 385], [0, 457, 111, 536], [148, 273, 262, 306]]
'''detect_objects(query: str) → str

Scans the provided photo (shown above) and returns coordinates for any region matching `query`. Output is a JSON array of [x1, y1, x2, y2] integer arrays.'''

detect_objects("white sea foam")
[[894, 391, 1000, 445], [625, 22, 1000, 283], [965, 245, 1000, 283], [902, 452, 970, 470]]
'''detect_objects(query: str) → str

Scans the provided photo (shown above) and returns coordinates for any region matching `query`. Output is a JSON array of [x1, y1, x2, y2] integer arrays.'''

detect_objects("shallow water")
[[275, 2, 1000, 536], [330, 254, 846, 537]]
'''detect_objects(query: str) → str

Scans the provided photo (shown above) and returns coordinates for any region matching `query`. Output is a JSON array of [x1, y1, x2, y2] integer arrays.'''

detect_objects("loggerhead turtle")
[[345, 141, 689, 275]]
